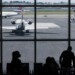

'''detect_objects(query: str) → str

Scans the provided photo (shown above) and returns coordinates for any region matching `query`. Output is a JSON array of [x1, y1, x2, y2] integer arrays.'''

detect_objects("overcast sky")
[[2, 0, 75, 3]]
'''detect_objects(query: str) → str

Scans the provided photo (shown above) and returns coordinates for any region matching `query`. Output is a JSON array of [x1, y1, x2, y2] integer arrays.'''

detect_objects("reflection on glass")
[[36, 7, 68, 39], [2, 0, 34, 5], [3, 41, 34, 74], [2, 7, 34, 40], [37, 41, 67, 64]]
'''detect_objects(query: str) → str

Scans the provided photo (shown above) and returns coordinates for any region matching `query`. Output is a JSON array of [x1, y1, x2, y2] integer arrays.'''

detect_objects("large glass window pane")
[[36, 7, 68, 39], [2, 7, 34, 40], [71, 6, 75, 39], [3, 41, 34, 74], [71, 0, 75, 5], [2, 0, 34, 5], [37, 41, 68, 64]]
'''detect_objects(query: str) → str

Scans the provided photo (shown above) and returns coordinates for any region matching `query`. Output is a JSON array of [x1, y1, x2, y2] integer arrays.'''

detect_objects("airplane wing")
[[2, 26, 16, 30], [2, 23, 60, 30], [26, 23, 60, 29]]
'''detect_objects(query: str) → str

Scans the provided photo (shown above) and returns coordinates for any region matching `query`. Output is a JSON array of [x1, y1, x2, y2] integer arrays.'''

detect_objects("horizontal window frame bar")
[[1, 5, 75, 7], [1, 39, 75, 41]]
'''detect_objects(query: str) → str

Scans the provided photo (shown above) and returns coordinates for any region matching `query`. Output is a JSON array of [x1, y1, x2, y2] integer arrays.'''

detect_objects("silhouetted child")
[[10, 51, 22, 75]]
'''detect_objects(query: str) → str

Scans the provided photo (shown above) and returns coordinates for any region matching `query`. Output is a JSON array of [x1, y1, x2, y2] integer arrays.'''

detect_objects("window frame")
[[1, 0, 75, 73]]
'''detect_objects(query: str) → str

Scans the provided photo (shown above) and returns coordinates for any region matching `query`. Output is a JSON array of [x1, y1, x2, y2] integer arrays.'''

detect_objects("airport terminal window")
[[3, 41, 34, 74], [2, 7, 35, 40], [36, 7, 68, 39], [36, 41, 68, 63], [1, 0, 75, 74]]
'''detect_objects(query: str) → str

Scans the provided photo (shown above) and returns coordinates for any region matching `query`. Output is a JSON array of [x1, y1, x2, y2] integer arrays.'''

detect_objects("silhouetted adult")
[[73, 55, 75, 75], [59, 46, 74, 68], [50, 57, 59, 75], [10, 51, 22, 75], [43, 57, 59, 75], [59, 46, 74, 75], [73, 55, 75, 67]]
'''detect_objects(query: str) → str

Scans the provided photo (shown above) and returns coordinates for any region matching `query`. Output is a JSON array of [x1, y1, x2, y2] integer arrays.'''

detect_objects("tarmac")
[[2, 14, 75, 74]]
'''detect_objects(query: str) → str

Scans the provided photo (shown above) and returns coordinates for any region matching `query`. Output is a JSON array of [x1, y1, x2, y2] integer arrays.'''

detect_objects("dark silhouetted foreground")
[[1, 47, 75, 75]]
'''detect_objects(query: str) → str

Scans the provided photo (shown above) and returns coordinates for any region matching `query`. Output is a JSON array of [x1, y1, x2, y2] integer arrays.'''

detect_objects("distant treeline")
[[2, 1, 71, 5]]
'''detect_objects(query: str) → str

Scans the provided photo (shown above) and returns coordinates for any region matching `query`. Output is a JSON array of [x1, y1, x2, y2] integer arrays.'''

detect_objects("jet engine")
[[28, 21, 32, 25], [11, 19, 16, 24], [11, 21, 15, 24], [27, 19, 33, 25]]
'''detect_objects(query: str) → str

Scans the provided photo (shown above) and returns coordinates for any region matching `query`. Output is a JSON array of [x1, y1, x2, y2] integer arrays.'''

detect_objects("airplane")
[[8, 7, 32, 24], [2, 7, 60, 35], [2, 10, 60, 35], [2, 22, 60, 35], [2, 7, 29, 18], [2, 11, 18, 18], [10, 18, 32, 25]]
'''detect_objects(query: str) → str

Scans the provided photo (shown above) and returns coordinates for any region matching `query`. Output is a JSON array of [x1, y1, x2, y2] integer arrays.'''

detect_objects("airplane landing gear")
[[12, 30, 24, 35], [12, 30, 16, 33], [26, 30, 29, 33], [11, 21, 15, 24]]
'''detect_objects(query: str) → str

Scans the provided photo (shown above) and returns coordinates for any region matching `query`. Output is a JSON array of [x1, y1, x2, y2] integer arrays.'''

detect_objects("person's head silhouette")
[[46, 57, 52, 64], [67, 46, 72, 51], [12, 51, 21, 59]]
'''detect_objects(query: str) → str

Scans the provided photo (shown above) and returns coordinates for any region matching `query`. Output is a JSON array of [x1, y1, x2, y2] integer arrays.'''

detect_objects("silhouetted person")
[[59, 46, 74, 75], [73, 55, 75, 67], [59, 46, 74, 68], [10, 51, 22, 75], [51, 57, 60, 75], [43, 57, 59, 75], [73, 55, 75, 75]]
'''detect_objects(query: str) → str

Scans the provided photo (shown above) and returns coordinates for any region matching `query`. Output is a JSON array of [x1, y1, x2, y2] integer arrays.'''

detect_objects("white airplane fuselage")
[[2, 12, 18, 18], [12, 21, 30, 35]]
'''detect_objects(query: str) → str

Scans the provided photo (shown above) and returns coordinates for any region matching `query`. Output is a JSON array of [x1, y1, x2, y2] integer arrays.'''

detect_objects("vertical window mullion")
[[68, 0, 71, 46], [0, 1, 3, 74], [34, 0, 36, 63]]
